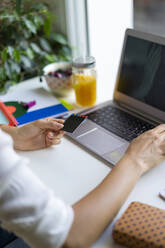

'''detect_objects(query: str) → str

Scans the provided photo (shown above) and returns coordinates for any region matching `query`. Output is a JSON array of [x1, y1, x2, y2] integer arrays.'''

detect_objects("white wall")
[[87, 0, 133, 102]]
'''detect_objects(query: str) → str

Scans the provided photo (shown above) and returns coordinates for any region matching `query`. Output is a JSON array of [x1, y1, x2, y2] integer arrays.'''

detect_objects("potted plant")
[[0, 0, 72, 93]]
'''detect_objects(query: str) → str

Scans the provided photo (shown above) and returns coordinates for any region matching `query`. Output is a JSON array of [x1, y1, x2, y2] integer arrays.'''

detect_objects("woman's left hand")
[[10, 118, 65, 151]]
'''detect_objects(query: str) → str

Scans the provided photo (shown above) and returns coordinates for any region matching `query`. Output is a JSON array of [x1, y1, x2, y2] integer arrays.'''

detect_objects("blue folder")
[[16, 104, 68, 125]]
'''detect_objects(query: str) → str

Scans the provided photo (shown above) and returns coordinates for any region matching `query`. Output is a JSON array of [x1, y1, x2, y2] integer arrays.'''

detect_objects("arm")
[[0, 129, 74, 248], [64, 156, 141, 248], [64, 124, 165, 248]]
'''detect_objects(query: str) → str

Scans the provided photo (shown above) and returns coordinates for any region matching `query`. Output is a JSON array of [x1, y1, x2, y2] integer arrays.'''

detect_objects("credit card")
[[62, 114, 87, 133]]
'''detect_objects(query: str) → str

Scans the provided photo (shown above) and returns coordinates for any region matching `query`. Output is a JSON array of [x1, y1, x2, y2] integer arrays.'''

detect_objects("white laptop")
[[67, 28, 165, 166]]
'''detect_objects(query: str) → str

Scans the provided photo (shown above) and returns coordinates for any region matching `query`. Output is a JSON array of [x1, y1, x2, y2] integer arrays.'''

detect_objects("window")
[[65, 0, 90, 58], [87, 0, 133, 101]]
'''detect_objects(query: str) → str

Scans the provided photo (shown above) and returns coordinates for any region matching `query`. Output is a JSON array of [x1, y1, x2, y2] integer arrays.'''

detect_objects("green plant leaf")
[[21, 27, 32, 39], [34, 15, 44, 28], [44, 16, 51, 37], [0, 67, 6, 81], [19, 39, 28, 49], [31, 2, 48, 11], [39, 38, 52, 52], [10, 61, 21, 74], [16, 0, 22, 15], [13, 11, 21, 21], [23, 17, 37, 34], [26, 47, 34, 59], [45, 54, 57, 63], [13, 49, 21, 62], [30, 42, 41, 53], [50, 33, 68, 45], [59, 46, 72, 60], [8, 46, 14, 58], [21, 55, 32, 69], [4, 61, 12, 78], [1, 48, 8, 62], [4, 60, 21, 80], [0, 13, 15, 22], [7, 47, 20, 62]]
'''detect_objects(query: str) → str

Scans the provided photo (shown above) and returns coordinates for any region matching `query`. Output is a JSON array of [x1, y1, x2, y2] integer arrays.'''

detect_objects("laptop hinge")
[[115, 101, 161, 125]]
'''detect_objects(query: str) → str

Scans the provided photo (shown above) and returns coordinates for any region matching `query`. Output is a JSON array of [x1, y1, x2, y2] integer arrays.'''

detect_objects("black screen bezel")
[[114, 29, 165, 122]]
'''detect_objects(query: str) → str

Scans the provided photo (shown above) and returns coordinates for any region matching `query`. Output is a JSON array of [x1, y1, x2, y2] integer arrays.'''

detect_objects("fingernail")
[[48, 132, 54, 137], [57, 123, 64, 128]]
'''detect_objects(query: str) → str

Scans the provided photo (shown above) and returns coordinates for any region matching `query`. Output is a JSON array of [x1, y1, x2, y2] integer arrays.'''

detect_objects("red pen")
[[0, 100, 18, 126]]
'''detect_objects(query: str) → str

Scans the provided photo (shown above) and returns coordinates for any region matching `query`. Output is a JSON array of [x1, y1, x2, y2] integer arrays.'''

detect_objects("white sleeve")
[[0, 129, 74, 248]]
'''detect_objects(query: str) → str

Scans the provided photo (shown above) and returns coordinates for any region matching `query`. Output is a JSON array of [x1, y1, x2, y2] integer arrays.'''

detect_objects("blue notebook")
[[16, 104, 68, 125]]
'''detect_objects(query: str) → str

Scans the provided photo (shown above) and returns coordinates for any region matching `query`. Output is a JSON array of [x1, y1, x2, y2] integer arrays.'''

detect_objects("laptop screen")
[[117, 35, 165, 112]]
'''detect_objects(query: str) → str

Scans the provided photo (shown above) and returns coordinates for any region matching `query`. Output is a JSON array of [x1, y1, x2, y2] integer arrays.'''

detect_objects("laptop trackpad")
[[76, 128, 125, 155]]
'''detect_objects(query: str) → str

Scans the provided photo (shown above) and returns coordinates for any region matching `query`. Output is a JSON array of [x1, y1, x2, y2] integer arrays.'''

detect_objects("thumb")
[[47, 131, 56, 139]]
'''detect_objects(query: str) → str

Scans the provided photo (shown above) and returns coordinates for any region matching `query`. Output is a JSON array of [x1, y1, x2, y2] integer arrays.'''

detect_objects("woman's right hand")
[[125, 124, 165, 174]]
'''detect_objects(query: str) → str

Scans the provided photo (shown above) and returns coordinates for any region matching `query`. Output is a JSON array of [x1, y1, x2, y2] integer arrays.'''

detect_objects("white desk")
[[3, 77, 165, 248]]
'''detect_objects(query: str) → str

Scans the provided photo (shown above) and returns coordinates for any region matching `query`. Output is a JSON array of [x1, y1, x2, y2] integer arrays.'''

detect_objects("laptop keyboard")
[[87, 105, 156, 141]]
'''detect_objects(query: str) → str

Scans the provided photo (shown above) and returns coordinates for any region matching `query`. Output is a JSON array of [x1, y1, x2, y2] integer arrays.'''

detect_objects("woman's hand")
[[1, 118, 65, 151], [125, 124, 165, 174]]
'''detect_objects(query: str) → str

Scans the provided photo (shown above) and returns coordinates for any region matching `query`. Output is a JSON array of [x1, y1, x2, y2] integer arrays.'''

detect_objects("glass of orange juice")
[[72, 56, 97, 107]]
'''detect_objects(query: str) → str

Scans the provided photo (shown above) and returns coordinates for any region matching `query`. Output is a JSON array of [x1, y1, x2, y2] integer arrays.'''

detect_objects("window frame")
[[65, 0, 90, 58]]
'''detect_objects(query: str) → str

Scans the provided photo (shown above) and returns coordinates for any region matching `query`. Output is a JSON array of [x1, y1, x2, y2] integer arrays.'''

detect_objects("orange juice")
[[73, 74, 96, 107]]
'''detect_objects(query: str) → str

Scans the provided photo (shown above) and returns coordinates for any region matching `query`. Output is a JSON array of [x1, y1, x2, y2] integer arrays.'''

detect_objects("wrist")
[[118, 154, 145, 177], [0, 125, 19, 148], [0, 125, 16, 137]]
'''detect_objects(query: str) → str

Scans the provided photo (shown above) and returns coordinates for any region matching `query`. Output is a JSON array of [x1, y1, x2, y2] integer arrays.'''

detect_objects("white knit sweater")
[[0, 129, 74, 248]]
